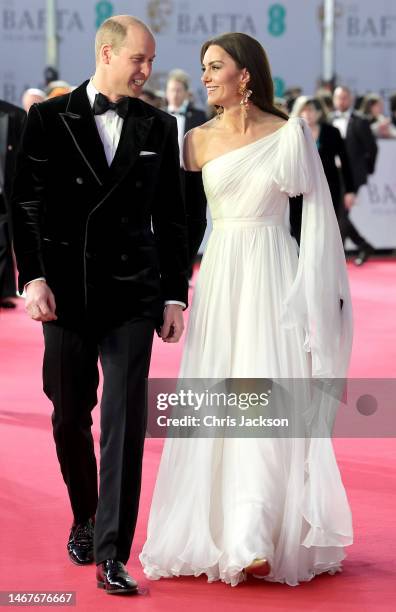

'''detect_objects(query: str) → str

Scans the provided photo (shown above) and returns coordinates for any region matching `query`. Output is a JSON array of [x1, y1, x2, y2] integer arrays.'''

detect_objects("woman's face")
[[370, 100, 383, 117], [201, 44, 248, 108], [300, 103, 320, 126]]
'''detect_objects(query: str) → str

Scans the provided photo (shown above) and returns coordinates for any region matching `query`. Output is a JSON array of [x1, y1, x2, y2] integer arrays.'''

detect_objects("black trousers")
[[0, 214, 16, 299], [42, 317, 155, 564], [289, 192, 370, 250], [337, 206, 370, 249]]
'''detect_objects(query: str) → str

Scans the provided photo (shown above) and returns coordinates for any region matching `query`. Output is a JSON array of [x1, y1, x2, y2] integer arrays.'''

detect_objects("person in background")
[[360, 93, 396, 139], [47, 86, 73, 100], [46, 80, 72, 99], [289, 96, 355, 247], [0, 98, 26, 309], [329, 86, 378, 265], [22, 88, 46, 112], [166, 69, 207, 278], [283, 86, 303, 113], [139, 87, 164, 109], [353, 95, 365, 112], [43, 67, 59, 87], [274, 96, 288, 115], [166, 69, 207, 160], [390, 92, 396, 128], [315, 87, 334, 115]]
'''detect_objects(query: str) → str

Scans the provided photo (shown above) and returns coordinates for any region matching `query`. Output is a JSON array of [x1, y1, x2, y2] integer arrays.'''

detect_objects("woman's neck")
[[219, 103, 265, 135]]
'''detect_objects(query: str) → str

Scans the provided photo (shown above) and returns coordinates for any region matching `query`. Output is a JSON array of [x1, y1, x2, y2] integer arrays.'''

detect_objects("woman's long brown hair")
[[201, 32, 289, 120]]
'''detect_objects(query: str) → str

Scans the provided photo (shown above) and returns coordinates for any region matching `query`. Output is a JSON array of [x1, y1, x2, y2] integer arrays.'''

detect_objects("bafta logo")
[[147, 0, 173, 34]]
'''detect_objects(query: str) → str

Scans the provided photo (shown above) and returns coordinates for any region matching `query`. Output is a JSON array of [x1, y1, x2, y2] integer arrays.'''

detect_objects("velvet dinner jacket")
[[11, 81, 189, 332]]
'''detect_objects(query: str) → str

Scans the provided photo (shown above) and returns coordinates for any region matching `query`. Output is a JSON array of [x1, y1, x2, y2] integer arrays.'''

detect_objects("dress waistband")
[[212, 216, 284, 228]]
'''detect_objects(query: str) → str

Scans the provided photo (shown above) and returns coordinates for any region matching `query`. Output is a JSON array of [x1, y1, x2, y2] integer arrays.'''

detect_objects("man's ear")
[[101, 44, 112, 65]]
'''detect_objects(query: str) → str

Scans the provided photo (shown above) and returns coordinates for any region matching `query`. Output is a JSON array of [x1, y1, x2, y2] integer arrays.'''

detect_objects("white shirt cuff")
[[25, 277, 46, 289], [164, 300, 186, 309]]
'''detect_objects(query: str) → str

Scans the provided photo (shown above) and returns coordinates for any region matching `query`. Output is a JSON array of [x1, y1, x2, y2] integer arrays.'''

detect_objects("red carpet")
[[0, 261, 395, 611]]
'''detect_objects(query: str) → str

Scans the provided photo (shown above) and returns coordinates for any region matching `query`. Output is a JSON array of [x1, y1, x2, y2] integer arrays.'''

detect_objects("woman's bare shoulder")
[[183, 119, 218, 171]]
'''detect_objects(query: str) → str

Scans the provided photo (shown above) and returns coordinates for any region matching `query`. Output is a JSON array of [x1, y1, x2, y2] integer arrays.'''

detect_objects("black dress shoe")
[[96, 560, 138, 594], [67, 518, 94, 565], [354, 245, 374, 266]]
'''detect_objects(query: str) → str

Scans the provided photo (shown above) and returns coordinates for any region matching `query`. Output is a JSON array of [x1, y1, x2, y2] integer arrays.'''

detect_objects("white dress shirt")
[[167, 100, 188, 168], [27, 80, 186, 309], [86, 80, 123, 165], [332, 109, 352, 139]]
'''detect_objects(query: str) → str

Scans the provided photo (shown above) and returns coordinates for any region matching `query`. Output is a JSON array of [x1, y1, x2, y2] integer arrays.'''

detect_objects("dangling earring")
[[238, 82, 252, 118]]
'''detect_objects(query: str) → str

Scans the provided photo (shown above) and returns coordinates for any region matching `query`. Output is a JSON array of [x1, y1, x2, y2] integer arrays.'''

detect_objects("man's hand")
[[25, 280, 57, 322], [344, 193, 356, 210], [160, 304, 184, 343]]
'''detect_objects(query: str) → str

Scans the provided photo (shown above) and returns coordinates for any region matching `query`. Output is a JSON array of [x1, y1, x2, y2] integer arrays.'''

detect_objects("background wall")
[[1, 0, 395, 109], [0, 0, 395, 249]]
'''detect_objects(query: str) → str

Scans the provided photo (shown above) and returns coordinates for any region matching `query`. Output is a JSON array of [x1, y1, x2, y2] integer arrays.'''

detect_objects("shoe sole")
[[96, 581, 138, 594], [68, 554, 94, 566]]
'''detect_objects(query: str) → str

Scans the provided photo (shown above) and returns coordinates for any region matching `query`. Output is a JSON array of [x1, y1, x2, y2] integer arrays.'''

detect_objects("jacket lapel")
[[59, 81, 109, 185], [346, 112, 358, 140], [108, 101, 154, 185], [59, 83, 155, 212]]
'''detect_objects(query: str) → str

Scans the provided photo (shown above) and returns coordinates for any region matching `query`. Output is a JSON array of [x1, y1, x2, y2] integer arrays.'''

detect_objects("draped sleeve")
[[274, 117, 353, 378]]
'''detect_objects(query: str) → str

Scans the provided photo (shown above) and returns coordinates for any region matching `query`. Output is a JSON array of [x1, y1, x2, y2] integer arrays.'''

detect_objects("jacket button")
[[121, 216, 128, 224], [76, 177, 84, 184], [86, 251, 92, 259], [135, 180, 143, 188], [8, 144, 13, 151], [120, 254, 128, 262]]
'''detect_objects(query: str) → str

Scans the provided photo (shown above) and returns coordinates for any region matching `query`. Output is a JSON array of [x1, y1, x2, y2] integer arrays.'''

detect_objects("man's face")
[[333, 88, 352, 112], [106, 26, 156, 98], [166, 79, 188, 109]]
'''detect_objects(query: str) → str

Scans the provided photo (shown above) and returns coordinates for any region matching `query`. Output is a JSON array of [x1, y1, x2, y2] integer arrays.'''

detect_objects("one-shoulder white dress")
[[140, 117, 353, 586]]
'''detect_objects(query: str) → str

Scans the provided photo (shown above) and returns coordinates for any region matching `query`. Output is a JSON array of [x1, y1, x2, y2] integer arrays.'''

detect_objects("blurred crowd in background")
[[1, 65, 395, 310], [20, 70, 396, 141]]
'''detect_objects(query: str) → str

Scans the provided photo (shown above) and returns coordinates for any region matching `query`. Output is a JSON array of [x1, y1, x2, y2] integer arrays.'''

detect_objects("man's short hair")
[[335, 85, 352, 95], [95, 15, 151, 61], [166, 69, 190, 91]]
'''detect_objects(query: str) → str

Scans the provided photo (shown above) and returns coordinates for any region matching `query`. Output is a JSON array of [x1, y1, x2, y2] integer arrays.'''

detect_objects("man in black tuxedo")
[[166, 69, 207, 154], [166, 70, 207, 276], [330, 86, 378, 265], [0, 99, 26, 307], [12, 16, 190, 594]]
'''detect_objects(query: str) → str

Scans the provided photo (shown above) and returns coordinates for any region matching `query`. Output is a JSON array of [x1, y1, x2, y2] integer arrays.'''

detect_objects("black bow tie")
[[93, 93, 129, 118]]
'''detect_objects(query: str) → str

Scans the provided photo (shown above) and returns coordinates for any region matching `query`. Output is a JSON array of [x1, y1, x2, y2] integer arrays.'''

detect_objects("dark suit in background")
[[0, 100, 26, 302], [290, 122, 355, 245], [329, 110, 377, 248], [170, 102, 208, 273]]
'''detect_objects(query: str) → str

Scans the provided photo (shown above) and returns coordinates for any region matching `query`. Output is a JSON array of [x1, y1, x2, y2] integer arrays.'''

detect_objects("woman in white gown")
[[140, 33, 353, 587]]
